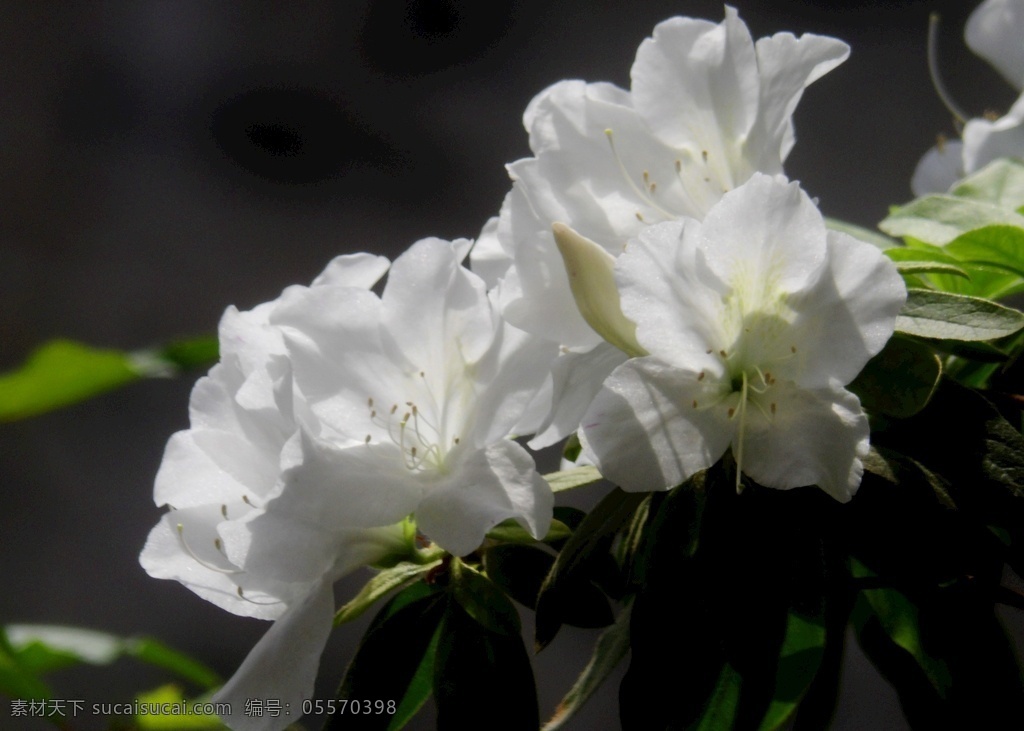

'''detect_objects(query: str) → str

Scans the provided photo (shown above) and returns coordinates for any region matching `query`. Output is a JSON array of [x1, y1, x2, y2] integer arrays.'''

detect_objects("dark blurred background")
[[1, 1, 1020, 729]]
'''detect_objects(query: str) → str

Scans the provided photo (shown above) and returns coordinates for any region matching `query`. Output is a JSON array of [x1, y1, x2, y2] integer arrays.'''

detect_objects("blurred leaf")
[[0, 336, 218, 422], [542, 603, 631, 731], [848, 335, 941, 417], [944, 225, 1024, 281], [880, 195, 1024, 245], [124, 638, 221, 691], [434, 600, 538, 730], [825, 217, 897, 249], [334, 560, 440, 627], [3, 625, 221, 693], [690, 664, 743, 731], [895, 289, 1024, 341], [950, 158, 1024, 210], [334, 582, 447, 731], [0, 631, 52, 700], [0, 341, 140, 421], [134, 684, 225, 729]]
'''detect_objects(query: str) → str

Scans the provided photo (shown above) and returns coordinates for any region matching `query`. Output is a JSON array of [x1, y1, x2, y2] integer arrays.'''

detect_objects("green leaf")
[[0, 336, 219, 422], [848, 335, 941, 417], [884, 246, 970, 279], [757, 612, 826, 730], [949, 158, 1024, 210], [3, 625, 221, 692], [450, 560, 520, 637], [544, 465, 603, 493], [895, 288, 1024, 341], [485, 518, 572, 544], [334, 560, 441, 627], [123, 638, 221, 691], [535, 487, 645, 649], [0, 341, 141, 421], [386, 626, 439, 731], [0, 631, 52, 701], [944, 224, 1024, 289], [483, 544, 613, 629], [333, 582, 447, 731], [542, 603, 632, 731], [134, 684, 226, 729], [880, 195, 1024, 245], [434, 599, 539, 730], [689, 664, 743, 731], [825, 216, 898, 249], [851, 559, 951, 696]]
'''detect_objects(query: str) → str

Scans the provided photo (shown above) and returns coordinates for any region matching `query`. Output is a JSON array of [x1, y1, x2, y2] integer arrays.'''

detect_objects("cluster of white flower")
[[141, 6, 906, 728], [913, 0, 1024, 194]]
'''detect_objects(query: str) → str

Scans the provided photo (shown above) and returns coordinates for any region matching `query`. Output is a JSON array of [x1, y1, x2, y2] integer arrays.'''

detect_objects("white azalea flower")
[[580, 174, 906, 501], [475, 6, 849, 351], [142, 240, 554, 731], [912, 0, 1024, 196], [470, 7, 847, 447], [140, 252, 408, 730]]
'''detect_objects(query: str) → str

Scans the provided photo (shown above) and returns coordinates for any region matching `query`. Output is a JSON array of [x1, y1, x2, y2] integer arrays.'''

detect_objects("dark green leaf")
[[333, 582, 447, 731], [848, 335, 940, 417], [484, 544, 613, 629], [156, 336, 219, 371], [434, 600, 538, 730], [535, 487, 644, 649], [387, 626, 439, 731], [486, 517, 571, 544], [450, 560, 520, 637], [542, 604, 631, 731], [895, 288, 1024, 341], [758, 612, 826, 730]]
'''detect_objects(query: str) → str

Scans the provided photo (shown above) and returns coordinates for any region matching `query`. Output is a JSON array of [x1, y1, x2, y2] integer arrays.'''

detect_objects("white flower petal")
[[382, 238, 495, 370], [963, 93, 1024, 175], [699, 173, 827, 298], [788, 230, 907, 388], [214, 579, 334, 731], [966, 0, 1024, 90], [739, 381, 868, 502], [311, 252, 390, 289], [469, 210, 512, 288], [416, 440, 552, 556], [617, 219, 727, 369], [526, 343, 628, 450], [632, 9, 758, 167], [752, 31, 849, 162], [911, 140, 965, 196], [581, 357, 733, 492]]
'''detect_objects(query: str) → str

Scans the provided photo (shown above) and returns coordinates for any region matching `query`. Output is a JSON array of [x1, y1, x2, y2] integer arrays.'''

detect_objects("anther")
[[390, 404, 398, 415], [728, 407, 735, 418], [365, 435, 372, 444], [675, 159, 682, 173], [702, 150, 709, 163], [719, 349, 728, 358], [698, 371, 705, 381], [242, 495, 253, 506], [221, 504, 227, 519], [693, 400, 699, 409], [791, 345, 797, 354], [367, 397, 374, 408], [706, 348, 713, 355], [635, 211, 645, 222], [453, 437, 460, 445], [771, 403, 777, 415], [214, 538, 222, 552]]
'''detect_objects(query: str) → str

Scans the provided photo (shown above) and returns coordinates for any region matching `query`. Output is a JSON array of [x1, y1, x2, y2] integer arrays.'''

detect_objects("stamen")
[[927, 13, 968, 126], [220, 504, 227, 519], [771, 402, 777, 415], [176, 524, 242, 575], [603, 129, 675, 218], [365, 434, 372, 444], [734, 372, 749, 494], [693, 399, 699, 409], [698, 371, 705, 381], [236, 586, 282, 606]]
